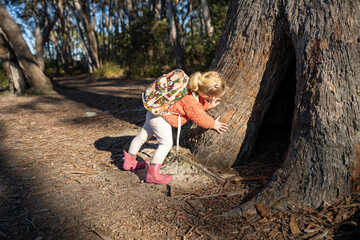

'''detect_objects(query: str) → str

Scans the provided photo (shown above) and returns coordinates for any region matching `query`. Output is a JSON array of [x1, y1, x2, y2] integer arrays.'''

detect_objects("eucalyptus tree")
[[0, 1, 53, 93], [186, 0, 360, 216], [68, 0, 101, 73]]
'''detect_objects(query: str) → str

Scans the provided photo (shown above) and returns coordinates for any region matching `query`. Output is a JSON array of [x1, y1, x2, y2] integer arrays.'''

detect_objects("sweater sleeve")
[[182, 96, 215, 129], [201, 99, 212, 111]]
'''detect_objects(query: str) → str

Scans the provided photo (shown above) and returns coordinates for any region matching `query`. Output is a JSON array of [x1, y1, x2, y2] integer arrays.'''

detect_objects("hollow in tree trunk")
[[185, 0, 360, 214]]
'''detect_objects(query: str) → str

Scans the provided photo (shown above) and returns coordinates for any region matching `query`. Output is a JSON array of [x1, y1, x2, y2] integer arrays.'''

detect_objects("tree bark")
[[186, 0, 360, 214], [35, 19, 45, 71], [0, 31, 26, 94], [0, 2, 52, 93]]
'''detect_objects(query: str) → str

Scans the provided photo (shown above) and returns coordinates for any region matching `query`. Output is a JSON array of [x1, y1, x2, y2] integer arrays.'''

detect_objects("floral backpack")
[[142, 69, 189, 116]]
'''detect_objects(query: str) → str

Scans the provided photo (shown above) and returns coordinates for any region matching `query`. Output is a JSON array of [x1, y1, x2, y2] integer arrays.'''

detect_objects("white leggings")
[[128, 111, 173, 165]]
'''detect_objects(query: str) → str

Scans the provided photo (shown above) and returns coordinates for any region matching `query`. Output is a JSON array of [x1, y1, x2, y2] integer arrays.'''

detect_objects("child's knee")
[[159, 140, 173, 151]]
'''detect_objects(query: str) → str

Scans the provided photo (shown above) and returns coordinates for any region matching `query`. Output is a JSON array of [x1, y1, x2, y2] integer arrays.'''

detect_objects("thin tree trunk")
[[49, 31, 65, 65], [126, 0, 134, 25], [186, 0, 360, 214], [33, 0, 58, 72], [71, 0, 100, 72], [166, 0, 184, 68], [35, 21, 45, 71], [154, 0, 161, 19], [200, 0, 214, 37], [0, 2, 52, 92], [58, 0, 70, 72], [108, 0, 113, 61]]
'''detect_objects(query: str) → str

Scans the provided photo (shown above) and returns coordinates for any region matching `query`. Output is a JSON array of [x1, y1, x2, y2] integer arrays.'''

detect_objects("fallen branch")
[[173, 153, 225, 182], [331, 203, 360, 209], [232, 176, 268, 182], [197, 190, 245, 199]]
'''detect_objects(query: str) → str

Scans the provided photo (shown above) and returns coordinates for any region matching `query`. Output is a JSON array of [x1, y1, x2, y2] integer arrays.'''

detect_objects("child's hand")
[[213, 117, 228, 134], [209, 97, 221, 109]]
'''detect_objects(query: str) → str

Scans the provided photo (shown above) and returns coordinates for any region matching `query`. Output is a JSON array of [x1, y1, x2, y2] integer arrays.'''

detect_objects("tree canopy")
[[1, 0, 231, 80]]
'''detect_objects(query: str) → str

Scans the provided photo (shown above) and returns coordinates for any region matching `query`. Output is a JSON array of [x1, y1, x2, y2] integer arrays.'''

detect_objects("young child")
[[123, 70, 228, 184]]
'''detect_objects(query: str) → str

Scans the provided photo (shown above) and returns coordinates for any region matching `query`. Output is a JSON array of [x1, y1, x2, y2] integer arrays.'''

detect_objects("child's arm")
[[183, 102, 215, 129], [183, 100, 228, 133]]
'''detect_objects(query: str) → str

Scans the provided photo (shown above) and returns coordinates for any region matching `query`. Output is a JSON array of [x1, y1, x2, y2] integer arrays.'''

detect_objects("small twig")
[[197, 190, 245, 199], [0, 230, 7, 238], [331, 203, 360, 209], [25, 216, 36, 230], [91, 229, 114, 240], [32, 208, 49, 214], [0, 209, 28, 222]]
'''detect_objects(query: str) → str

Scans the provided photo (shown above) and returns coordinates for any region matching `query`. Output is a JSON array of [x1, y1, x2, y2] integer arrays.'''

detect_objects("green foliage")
[[92, 61, 125, 78], [0, 65, 9, 90], [44, 59, 65, 77], [204, 2, 229, 67], [186, 1, 229, 69], [115, 8, 170, 77]]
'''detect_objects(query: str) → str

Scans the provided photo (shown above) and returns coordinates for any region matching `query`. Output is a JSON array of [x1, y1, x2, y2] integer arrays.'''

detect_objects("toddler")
[[123, 71, 228, 184]]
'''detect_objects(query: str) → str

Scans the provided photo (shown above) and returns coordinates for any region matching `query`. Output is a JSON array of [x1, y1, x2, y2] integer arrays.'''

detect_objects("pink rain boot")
[[145, 160, 172, 184], [123, 150, 145, 170]]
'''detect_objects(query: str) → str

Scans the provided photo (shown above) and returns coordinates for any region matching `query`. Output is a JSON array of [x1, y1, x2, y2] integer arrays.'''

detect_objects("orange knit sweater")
[[162, 92, 215, 129]]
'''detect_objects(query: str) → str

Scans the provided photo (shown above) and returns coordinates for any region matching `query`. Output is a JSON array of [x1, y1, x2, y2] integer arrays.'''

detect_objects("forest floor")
[[0, 75, 359, 240]]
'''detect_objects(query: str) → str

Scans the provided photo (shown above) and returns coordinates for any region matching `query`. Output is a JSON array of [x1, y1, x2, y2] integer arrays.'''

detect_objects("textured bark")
[[0, 31, 26, 94], [186, 0, 360, 213], [35, 22, 45, 71], [0, 2, 52, 92]]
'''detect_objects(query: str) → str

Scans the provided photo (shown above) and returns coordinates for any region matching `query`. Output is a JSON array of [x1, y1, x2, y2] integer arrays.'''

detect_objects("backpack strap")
[[176, 114, 181, 151], [172, 90, 200, 151]]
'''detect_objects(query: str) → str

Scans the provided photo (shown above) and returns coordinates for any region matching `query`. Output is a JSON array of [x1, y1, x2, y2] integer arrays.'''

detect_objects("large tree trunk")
[[186, 0, 360, 214], [0, 31, 26, 94], [0, 2, 52, 93]]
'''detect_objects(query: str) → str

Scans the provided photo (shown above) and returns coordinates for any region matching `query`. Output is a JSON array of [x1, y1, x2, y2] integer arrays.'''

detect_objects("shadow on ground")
[[53, 75, 151, 127], [0, 125, 68, 239]]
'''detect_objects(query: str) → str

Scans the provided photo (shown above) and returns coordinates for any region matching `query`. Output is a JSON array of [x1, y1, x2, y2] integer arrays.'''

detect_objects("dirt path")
[[0, 76, 246, 239], [0, 75, 359, 240]]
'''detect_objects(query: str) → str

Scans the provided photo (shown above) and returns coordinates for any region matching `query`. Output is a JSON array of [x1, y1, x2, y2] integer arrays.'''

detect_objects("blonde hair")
[[189, 71, 226, 97]]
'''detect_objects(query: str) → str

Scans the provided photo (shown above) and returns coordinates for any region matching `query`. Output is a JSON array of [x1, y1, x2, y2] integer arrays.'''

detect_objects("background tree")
[[0, 1, 52, 93], [3, 0, 231, 76], [0, 29, 26, 94], [0, 0, 231, 90], [186, 0, 360, 215], [69, 0, 101, 73]]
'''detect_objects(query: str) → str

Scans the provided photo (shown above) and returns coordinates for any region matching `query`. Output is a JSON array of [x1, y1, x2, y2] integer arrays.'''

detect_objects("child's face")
[[198, 91, 219, 102]]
